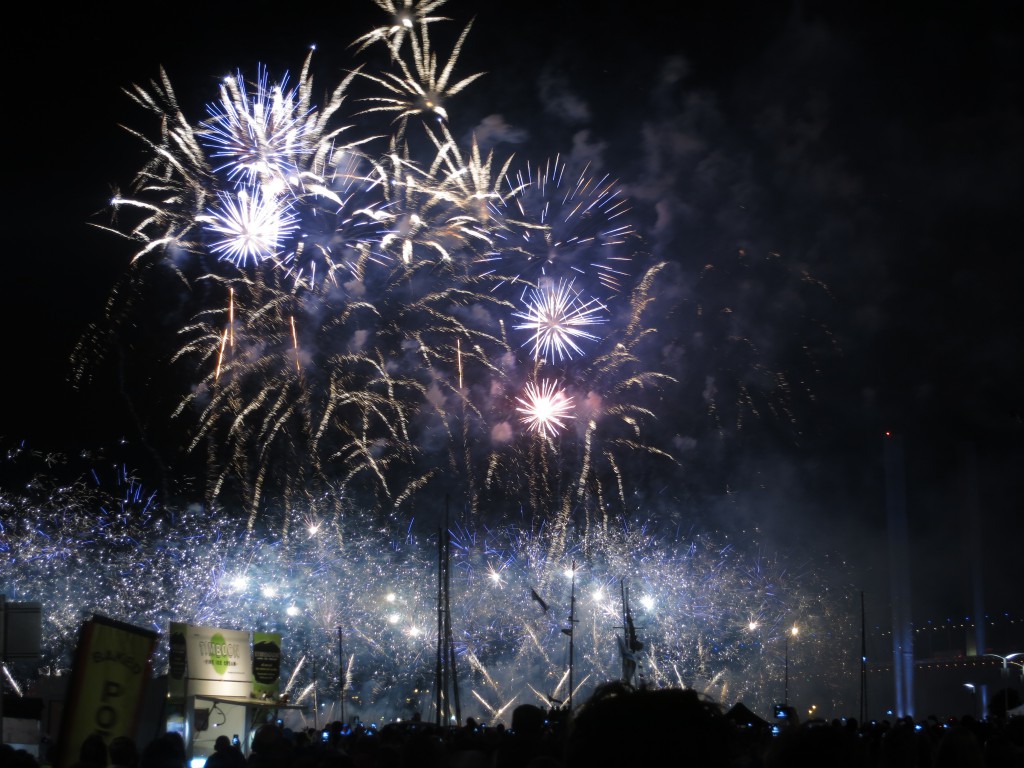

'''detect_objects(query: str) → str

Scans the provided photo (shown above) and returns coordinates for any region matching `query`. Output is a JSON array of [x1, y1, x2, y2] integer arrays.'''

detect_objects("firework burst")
[[200, 186, 300, 267], [200, 65, 316, 187], [351, 0, 452, 56], [498, 156, 638, 298], [512, 277, 608, 363], [84, 0, 681, 551], [356, 18, 484, 129], [516, 379, 575, 438]]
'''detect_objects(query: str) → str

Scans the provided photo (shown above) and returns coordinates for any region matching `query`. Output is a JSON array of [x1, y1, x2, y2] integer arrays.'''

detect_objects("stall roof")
[[194, 695, 306, 710]]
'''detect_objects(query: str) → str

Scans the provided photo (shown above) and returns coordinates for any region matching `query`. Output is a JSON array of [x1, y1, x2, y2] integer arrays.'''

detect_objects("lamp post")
[[784, 624, 799, 707], [964, 683, 977, 719], [985, 652, 1024, 718]]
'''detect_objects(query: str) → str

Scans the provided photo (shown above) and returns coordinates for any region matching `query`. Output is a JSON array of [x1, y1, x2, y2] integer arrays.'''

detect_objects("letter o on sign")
[[96, 705, 118, 729]]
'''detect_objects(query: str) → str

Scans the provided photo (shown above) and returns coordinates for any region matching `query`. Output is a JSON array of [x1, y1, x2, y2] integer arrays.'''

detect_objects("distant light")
[[388, 613, 400, 625], [564, 568, 576, 580], [640, 595, 655, 611], [386, 592, 396, 603], [488, 570, 502, 585], [230, 575, 249, 593], [286, 605, 300, 617], [592, 588, 605, 603], [262, 585, 278, 599], [790, 625, 799, 636], [748, 621, 759, 631]]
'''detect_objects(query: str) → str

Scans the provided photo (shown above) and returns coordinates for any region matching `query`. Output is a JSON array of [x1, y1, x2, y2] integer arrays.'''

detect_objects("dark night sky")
[[5, 2, 1022, 630]]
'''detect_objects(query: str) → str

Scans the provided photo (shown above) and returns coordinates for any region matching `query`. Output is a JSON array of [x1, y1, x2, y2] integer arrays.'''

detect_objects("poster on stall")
[[251, 631, 282, 699], [55, 615, 158, 768]]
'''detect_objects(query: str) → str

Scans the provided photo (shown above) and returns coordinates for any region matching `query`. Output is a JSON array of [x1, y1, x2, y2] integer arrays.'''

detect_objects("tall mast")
[[619, 579, 643, 687], [435, 495, 460, 726], [435, 503, 445, 724], [620, 580, 629, 684], [568, 561, 577, 712], [338, 626, 346, 725], [446, 505, 461, 724]]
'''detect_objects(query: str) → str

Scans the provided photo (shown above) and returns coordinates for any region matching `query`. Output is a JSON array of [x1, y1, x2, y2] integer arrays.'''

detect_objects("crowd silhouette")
[[4, 681, 1024, 768]]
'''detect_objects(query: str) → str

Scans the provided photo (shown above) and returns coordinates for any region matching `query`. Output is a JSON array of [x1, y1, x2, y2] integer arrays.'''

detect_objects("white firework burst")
[[516, 379, 575, 438], [513, 278, 608, 363], [202, 187, 299, 267]]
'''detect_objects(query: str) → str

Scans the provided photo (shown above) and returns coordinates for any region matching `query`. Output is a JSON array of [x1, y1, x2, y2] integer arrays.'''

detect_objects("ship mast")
[[561, 561, 578, 712], [435, 495, 460, 726], [619, 578, 644, 688]]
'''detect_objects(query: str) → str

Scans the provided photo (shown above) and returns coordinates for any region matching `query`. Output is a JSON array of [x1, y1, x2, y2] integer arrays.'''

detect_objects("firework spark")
[[0, 446, 859, 724], [357, 19, 484, 128], [499, 157, 638, 297], [351, 0, 452, 55]]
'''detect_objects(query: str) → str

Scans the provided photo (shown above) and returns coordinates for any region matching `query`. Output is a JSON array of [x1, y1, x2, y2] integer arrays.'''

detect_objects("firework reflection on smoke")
[[0, 451, 857, 723]]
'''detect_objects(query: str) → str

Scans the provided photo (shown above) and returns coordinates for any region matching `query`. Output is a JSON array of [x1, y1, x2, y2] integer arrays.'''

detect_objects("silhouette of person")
[[204, 735, 246, 768], [563, 682, 738, 768]]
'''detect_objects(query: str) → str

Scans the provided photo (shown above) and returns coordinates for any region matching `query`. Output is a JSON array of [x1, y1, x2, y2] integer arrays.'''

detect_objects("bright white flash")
[[516, 379, 574, 438], [204, 187, 298, 267], [513, 279, 607, 363]]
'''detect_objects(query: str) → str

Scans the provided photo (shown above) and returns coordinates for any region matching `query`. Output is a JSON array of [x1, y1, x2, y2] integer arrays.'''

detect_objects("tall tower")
[[884, 432, 915, 718]]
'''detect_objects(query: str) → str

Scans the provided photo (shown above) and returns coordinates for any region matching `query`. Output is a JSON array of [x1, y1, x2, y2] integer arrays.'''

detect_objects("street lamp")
[[784, 624, 799, 707], [985, 652, 1024, 718], [964, 683, 977, 719]]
